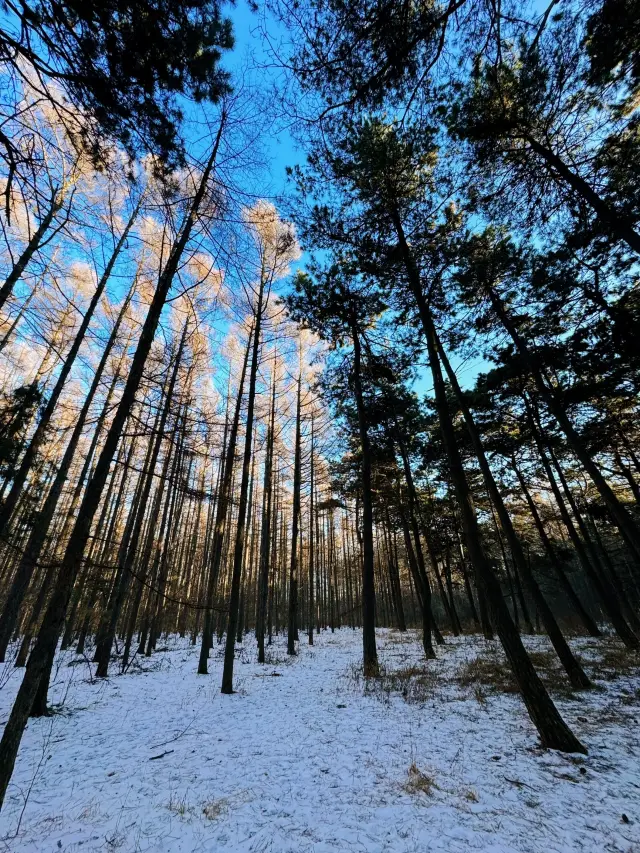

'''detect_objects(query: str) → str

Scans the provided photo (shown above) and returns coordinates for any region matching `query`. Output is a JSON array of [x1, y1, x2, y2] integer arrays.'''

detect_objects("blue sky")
[[224, 0, 304, 197], [220, 0, 493, 395]]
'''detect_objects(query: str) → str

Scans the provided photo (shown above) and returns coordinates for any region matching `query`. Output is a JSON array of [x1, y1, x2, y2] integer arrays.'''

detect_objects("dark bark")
[[391, 207, 585, 752], [198, 327, 252, 675], [221, 270, 266, 693], [0, 197, 141, 540], [513, 459, 601, 637], [0, 131, 223, 809], [524, 395, 638, 649], [0, 187, 63, 314], [257, 361, 276, 662], [287, 374, 302, 655], [486, 283, 640, 563], [350, 322, 379, 676], [0, 269, 137, 662]]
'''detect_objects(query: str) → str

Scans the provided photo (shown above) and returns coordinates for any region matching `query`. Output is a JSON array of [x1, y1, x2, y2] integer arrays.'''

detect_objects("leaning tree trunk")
[[94, 324, 189, 677], [523, 394, 638, 649], [0, 272, 137, 662], [0, 130, 224, 810], [512, 459, 601, 637], [0, 187, 63, 314], [524, 134, 640, 259], [486, 282, 640, 563], [391, 206, 585, 753], [0, 196, 141, 541], [436, 335, 592, 689]]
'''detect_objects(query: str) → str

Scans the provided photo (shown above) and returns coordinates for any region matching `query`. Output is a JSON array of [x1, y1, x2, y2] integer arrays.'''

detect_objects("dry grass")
[[202, 797, 228, 820], [386, 630, 420, 645], [167, 792, 194, 818], [403, 763, 438, 796], [457, 652, 520, 697], [457, 647, 575, 701], [350, 661, 436, 704], [585, 642, 640, 682]]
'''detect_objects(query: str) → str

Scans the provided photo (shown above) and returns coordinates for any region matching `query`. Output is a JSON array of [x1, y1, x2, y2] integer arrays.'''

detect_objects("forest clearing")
[[1, 627, 639, 853]]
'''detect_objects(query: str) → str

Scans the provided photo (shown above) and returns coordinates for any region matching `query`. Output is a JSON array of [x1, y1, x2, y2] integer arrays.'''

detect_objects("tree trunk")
[[0, 131, 224, 809], [391, 207, 585, 752], [350, 321, 379, 677], [198, 327, 252, 675], [0, 197, 141, 540], [287, 374, 302, 655], [486, 282, 640, 562], [221, 268, 267, 693]]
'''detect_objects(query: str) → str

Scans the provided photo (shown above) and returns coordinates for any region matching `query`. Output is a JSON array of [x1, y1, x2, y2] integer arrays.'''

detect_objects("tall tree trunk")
[[350, 321, 379, 676], [256, 358, 276, 663], [523, 394, 638, 648], [198, 327, 252, 675], [436, 335, 591, 689], [486, 282, 640, 562], [512, 458, 601, 637], [524, 134, 640, 257], [391, 207, 585, 753], [0, 197, 141, 539], [0, 274, 137, 661], [287, 373, 302, 655], [221, 274, 266, 693], [308, 413, 315, 645], [0, 130, 224, 809], [0, 187, 63, 314]]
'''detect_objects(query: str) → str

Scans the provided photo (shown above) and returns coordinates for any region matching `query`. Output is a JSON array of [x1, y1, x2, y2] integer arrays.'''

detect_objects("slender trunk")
[[350, 322, 379, 676], [256, 362, 276, 662], [0, 188, 63, 314], [437, 334, 591, 687], [0, 198, 141, 539], [287, 374, 302, 655], [0, 275, 136, 661], [221, 274, 265, 693], [308, 414, 315, 645], [525, 134, 640, 257], [0, 132, 224, 809], [198, 328, 252, 675], [524, 395, 638, 648], [486, 283, 640, 562], [513, 459, 601, 637], [391, 207, 585, 752], [0, 287, 35, 353]]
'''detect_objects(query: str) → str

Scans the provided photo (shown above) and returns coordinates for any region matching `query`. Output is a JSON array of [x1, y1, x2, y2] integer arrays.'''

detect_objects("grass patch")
[[202, 797, 228, 820], [403, 763, 438, 796], [457, 647, 576, 701], [167, 792, 195, 819], [457, 652, 520, 697], [386, 630, 420, 645], [586, 642, 640, 682], [350, 661, 436, 704]]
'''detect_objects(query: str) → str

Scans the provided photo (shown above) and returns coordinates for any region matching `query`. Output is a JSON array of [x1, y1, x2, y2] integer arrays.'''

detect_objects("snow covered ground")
[[0, 628, 639, 853]]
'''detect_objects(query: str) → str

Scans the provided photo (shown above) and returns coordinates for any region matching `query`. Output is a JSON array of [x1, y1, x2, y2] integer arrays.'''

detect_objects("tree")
[[0, 0, 234, 207], [0, 123, 225, 809]]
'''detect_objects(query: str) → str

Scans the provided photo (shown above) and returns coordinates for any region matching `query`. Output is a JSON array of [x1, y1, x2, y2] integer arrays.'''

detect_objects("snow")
[[1, 628, 639, 853]]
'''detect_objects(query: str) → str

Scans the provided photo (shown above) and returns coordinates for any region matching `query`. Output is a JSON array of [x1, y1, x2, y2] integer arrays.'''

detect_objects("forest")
[[0, 1, 639, 851]]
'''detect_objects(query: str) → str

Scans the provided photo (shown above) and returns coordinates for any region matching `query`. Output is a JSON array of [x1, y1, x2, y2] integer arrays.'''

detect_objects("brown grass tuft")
[[403, 763, 438, 796]]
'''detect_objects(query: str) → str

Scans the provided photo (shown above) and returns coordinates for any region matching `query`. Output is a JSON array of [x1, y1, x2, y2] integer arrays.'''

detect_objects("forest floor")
[[0, 628, 639, 853]]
